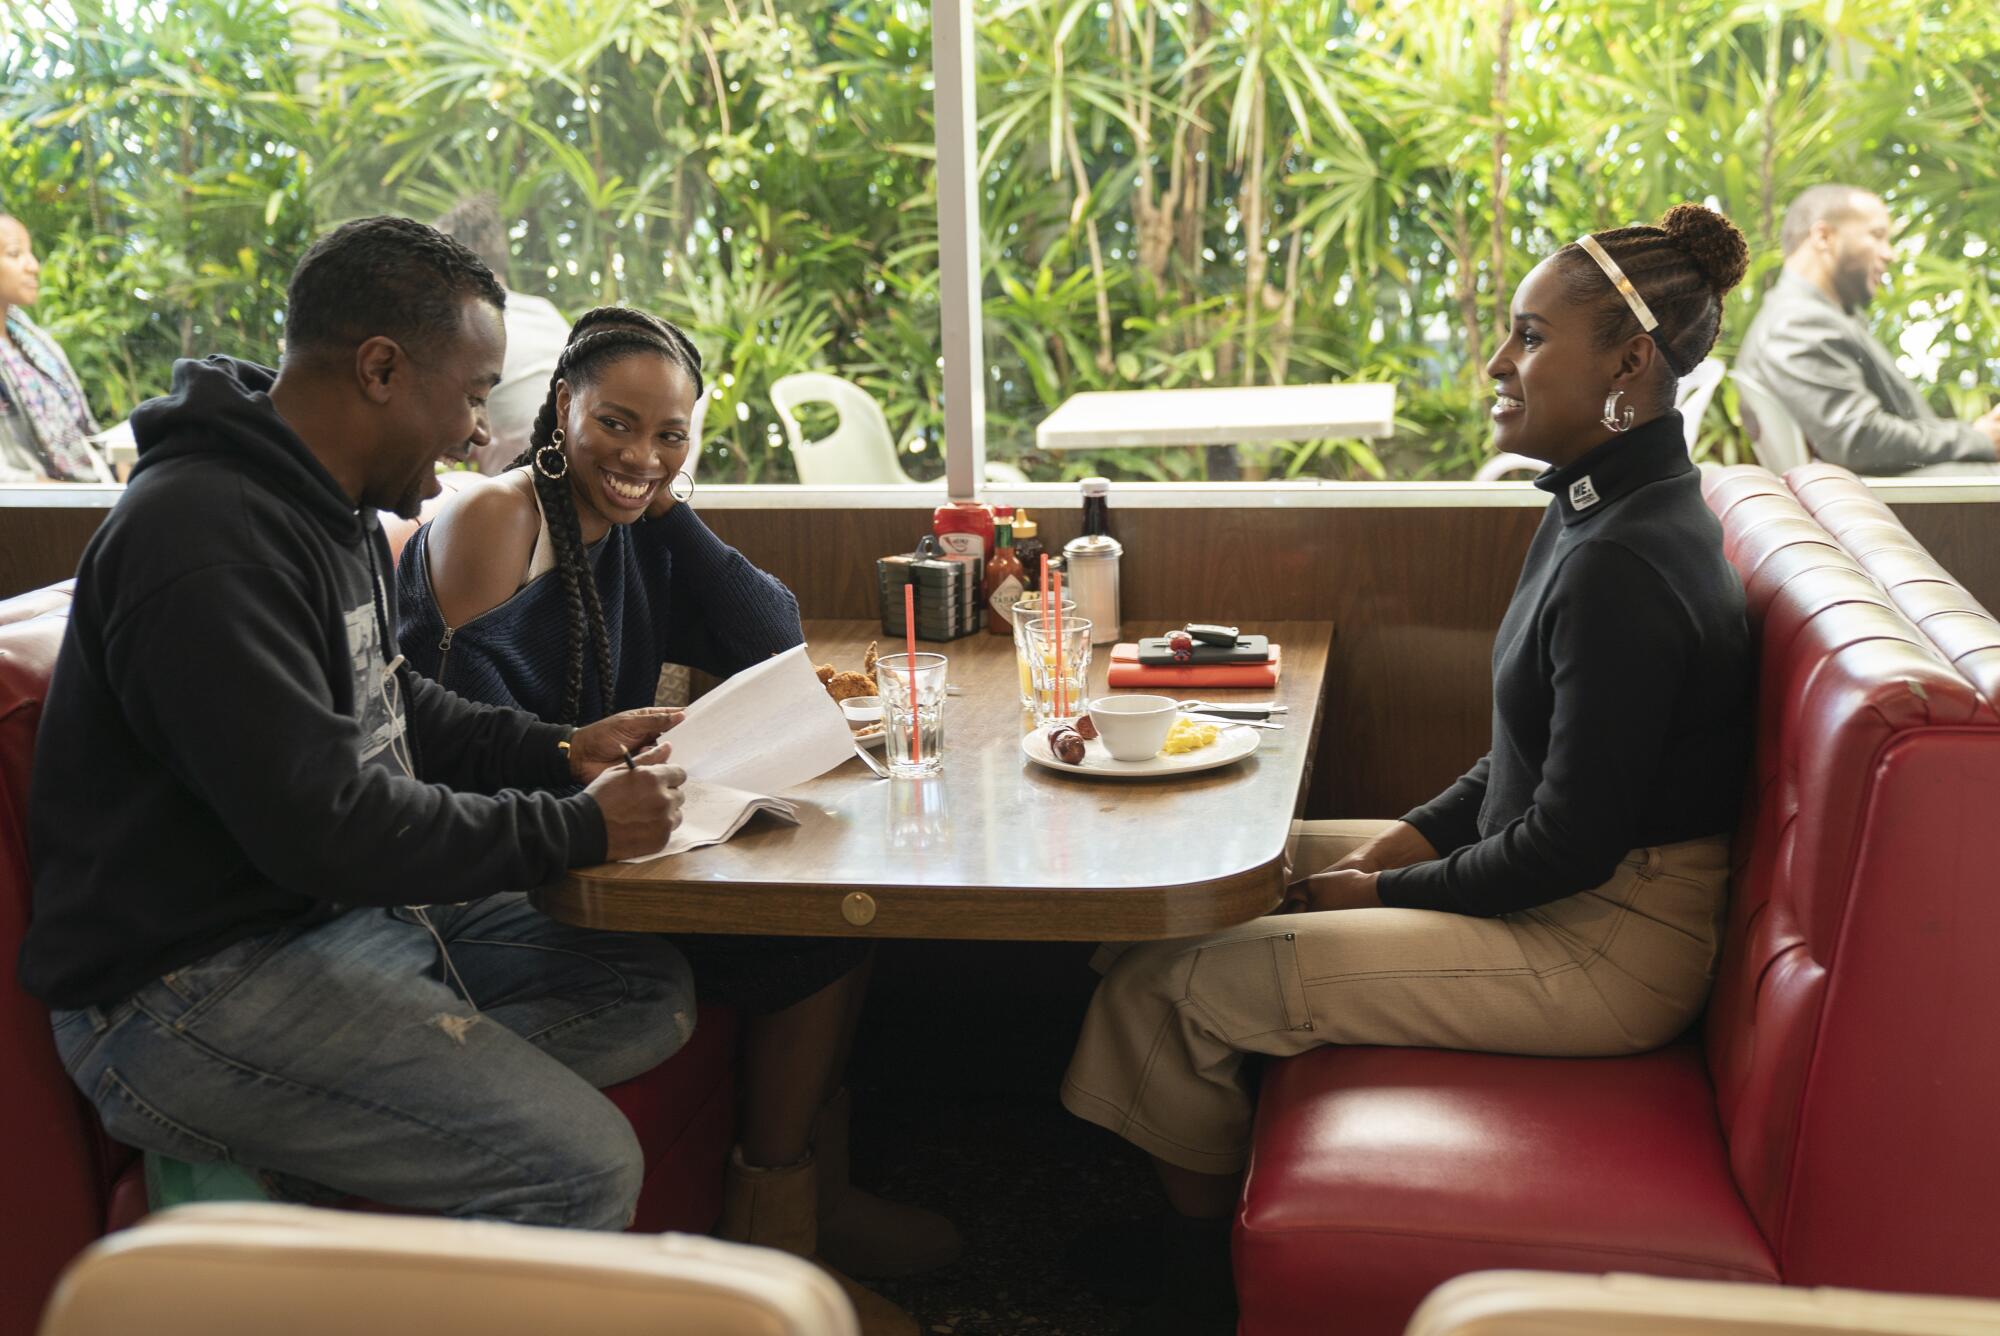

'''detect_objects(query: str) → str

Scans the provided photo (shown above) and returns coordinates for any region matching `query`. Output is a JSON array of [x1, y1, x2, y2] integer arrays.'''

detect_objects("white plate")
[[1019, 723, 1259, 777], [851, 724, 886, 750]]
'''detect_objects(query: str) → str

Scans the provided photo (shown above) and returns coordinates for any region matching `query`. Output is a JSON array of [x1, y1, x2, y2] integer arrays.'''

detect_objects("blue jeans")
[[51, 894, 695, 1230]]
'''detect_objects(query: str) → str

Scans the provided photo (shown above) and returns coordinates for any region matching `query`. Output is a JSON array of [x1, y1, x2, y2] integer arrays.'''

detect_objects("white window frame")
[[933, 0, 988, 501]]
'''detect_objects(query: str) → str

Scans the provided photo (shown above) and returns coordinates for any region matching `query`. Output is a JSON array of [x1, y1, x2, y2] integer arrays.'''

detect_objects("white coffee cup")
[[1086, 694, 1181, 761]]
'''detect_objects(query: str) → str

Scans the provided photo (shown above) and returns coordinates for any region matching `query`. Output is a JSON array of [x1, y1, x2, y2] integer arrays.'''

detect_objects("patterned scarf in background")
[[0, 310, 104, 480]]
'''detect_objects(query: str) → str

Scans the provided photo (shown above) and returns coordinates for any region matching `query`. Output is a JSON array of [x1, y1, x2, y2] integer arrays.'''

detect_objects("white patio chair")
[[1675, 356, 1726, 441], [1408, 1269, 2000, 1336], [39, 1202, 857, 1336], [1472, 357, 1728, 481], [1732, 370, 1812, 473], [770, 372, 1028, 485]]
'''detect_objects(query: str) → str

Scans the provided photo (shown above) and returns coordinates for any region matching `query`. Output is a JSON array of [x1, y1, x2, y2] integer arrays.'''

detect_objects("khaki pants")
[[1060, 820, 1729, 1175]]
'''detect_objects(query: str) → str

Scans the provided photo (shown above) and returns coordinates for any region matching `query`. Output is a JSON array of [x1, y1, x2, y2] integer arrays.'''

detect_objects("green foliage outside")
[[2, 0, 1996, 482]]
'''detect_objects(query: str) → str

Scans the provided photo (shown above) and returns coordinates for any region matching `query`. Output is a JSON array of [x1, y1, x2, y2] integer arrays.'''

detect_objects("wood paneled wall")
[[8, 494, 1996, 819], [697, 505, 1539, 818]]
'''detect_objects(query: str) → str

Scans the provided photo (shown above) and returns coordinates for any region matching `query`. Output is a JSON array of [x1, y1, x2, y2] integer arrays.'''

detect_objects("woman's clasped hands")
[[1281, 819, 1440, 914]]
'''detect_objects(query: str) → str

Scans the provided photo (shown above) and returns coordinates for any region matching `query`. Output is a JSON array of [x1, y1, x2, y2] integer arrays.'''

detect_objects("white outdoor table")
[[1034, 383, 1396, 451]]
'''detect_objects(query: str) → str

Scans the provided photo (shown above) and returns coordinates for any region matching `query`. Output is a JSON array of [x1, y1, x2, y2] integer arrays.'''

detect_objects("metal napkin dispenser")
[[878, 534, 982, 642]]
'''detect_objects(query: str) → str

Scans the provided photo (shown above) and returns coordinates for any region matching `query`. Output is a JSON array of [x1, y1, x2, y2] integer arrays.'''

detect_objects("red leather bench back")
[[0, 582, 113, 1336], [1701, 466, 2000, 1296], [1787, 462, 2000, 709]]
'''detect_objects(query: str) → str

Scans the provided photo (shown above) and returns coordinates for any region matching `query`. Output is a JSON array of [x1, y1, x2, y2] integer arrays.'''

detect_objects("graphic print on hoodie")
[[19, 356, 602, 1011], [342, 596, 407, 770]]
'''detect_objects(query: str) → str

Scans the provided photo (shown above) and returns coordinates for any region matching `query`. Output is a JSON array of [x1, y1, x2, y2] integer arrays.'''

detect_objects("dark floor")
[[842, 941, 1164, 1335]]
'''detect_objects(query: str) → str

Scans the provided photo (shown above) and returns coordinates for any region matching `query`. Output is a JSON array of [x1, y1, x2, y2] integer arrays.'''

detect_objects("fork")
[[1180, 711, 1285, 730], [851, 745, 891, 778], [1178, 699, 1288, 716]]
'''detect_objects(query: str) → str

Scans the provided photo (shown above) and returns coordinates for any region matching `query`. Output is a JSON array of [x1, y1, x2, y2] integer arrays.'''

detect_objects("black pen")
[[620, 747, 639, 772]]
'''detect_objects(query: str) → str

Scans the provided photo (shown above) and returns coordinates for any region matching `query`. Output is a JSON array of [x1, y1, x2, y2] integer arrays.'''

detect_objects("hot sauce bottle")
[[1012, 508, 1045, 584], [983, 509, 1026, 634]]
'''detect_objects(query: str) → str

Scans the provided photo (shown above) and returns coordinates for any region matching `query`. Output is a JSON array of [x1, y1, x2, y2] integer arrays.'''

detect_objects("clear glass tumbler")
[[1010, 594, 1077, 710], [1022, 616, 1093, 728], [874, 652, 948, 776]]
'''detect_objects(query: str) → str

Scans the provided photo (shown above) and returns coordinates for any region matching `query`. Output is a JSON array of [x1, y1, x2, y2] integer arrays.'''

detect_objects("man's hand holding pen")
[[572, 707, 688, 860]]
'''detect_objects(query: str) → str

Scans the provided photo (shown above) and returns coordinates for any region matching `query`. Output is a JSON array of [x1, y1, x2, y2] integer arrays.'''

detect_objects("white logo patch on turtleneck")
[[1568, 476, 1601, 511]]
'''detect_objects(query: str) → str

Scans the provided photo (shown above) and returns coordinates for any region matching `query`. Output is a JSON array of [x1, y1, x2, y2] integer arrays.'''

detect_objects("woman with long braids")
[[1059, 206, 1756, 1335], [397, 306, 944, 1336]]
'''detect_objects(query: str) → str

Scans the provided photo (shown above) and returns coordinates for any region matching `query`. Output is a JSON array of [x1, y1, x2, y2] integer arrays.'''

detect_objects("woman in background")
[[397, 304, 949, 1336], [1061, 204, 1755, 1335], [0, 212, 111, 482]]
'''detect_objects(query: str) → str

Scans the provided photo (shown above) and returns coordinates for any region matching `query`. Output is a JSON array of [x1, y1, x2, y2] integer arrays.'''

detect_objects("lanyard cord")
[[365, 534, 477, 1013]]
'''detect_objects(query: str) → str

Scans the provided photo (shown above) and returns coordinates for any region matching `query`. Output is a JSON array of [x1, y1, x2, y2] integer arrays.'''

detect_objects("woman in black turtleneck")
[[1061, 204, 1756, 1336]]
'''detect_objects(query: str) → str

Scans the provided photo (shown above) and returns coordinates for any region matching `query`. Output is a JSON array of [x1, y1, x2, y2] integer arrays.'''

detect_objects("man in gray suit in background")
[[1737, 185, 2000, 476]]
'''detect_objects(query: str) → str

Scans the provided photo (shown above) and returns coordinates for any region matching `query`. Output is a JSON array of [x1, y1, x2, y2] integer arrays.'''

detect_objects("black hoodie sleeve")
[[102, 561, 607, 905], [399, 668, 576, 794]]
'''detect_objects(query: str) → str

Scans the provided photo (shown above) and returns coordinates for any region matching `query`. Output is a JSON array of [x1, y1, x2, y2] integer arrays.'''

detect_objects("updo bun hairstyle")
[[1560, 202, 1749, 394]]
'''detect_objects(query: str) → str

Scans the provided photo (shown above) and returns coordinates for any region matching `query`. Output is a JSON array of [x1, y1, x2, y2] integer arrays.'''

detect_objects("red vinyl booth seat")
[[1236, 465, 2000, 1335], [0, 576, 736, 1336]]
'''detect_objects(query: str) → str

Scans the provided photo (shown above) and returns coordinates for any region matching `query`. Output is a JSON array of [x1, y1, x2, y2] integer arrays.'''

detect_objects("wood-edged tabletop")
[[533, 619, 1333, 941]]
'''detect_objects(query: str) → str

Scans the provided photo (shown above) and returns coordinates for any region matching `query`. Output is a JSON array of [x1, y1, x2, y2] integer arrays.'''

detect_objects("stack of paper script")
[[624, 644, 857, 859]]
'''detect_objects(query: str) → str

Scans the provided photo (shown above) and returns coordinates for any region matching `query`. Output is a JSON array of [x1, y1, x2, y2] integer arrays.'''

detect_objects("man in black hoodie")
[[22, 217, 697, 1229]]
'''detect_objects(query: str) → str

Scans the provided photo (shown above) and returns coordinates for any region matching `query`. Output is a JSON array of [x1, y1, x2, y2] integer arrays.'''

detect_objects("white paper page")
[[660, 644, 856, 795], [638, 783, 798, 859]]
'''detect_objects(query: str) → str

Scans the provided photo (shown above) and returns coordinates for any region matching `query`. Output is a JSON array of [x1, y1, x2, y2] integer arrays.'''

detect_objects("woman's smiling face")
[[1485, 257, 1649, 468], [554, 351, 696, 533]]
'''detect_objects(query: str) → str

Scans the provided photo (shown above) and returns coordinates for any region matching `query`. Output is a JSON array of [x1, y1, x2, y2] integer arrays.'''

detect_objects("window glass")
[[973, 0, 2000, 482], [1, 0, 942, 484]]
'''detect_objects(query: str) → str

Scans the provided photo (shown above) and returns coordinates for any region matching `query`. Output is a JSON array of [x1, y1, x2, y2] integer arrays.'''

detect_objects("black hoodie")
[[20, 357, 606, 1009]]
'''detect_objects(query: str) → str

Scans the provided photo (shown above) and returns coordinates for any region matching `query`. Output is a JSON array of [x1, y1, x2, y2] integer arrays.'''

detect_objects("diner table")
[[1033, 383, 1394, 451], [534, 619, 1334, 942]]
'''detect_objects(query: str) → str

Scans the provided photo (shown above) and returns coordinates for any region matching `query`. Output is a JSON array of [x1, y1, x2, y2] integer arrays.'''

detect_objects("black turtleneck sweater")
[[1376, 412, 1752, 916]]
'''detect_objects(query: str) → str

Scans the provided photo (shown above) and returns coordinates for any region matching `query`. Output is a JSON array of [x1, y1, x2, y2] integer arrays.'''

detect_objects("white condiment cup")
[[1086, 694, 1181, 761], [839, 696, 883, 731]]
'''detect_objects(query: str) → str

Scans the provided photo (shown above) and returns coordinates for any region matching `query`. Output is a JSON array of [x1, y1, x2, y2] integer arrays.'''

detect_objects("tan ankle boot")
[[718, 1148, 919, 1336], [815, 1087, 964, 1279]]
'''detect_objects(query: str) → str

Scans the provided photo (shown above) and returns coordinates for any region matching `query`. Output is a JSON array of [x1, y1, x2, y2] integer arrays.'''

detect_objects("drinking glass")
[[874, 652, 948, 776], [1022, 616, 1093, 727], [1010, 594, 1076, 709]]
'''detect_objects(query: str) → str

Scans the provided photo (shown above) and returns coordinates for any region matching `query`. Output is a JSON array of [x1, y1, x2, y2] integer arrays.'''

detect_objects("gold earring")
[[533, 427, 569, 481]]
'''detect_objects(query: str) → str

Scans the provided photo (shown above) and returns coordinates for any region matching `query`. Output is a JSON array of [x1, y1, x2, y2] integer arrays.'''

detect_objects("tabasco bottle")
[[983, 509, 1026, 634]]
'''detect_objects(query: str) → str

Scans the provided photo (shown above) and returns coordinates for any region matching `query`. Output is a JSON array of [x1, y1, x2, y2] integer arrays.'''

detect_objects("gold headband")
[[1574, 235, 1660, 333]]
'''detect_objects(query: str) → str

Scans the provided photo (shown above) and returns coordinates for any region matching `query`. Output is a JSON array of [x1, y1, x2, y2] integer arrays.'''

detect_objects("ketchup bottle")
[[932, 498, 995, 560]]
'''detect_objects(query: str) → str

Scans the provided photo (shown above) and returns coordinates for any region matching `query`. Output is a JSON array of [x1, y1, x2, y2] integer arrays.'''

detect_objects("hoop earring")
[[666, 469, 695, 504], [1601, 390, 1635, 433], [534, 427, 569, 481]]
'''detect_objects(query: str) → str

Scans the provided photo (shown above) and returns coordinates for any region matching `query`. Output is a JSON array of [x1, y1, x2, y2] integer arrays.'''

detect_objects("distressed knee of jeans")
[[430, 1012, 481, 1045]]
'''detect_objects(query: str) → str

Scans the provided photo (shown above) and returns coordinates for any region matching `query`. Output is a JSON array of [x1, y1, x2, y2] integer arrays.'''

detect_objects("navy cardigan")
[[395, 501, 805, 725]]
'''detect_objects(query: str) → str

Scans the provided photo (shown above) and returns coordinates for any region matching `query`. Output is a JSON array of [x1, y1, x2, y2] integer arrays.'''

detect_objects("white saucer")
[[1020, 723, 1259, 777], [851, 724, 886, 750]]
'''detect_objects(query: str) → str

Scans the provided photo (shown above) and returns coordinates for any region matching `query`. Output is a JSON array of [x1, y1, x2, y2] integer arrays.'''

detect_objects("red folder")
[[1105, 642, 1281, 689]]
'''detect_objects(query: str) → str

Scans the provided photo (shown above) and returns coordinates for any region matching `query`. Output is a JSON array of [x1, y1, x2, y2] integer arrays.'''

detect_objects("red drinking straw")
[[903, 583, 921, 763], [1051, 566, 1066, 720]]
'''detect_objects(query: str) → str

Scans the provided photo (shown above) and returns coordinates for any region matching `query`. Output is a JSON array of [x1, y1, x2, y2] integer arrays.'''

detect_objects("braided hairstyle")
[[1557, 203, 1749, 411], [512, 306, 705, 723]]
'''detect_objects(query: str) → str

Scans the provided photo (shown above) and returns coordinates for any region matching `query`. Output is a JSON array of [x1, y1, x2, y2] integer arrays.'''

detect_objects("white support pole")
[[933, 0, 988, 500]]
